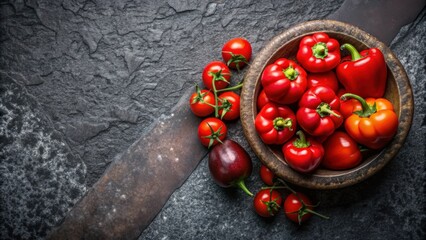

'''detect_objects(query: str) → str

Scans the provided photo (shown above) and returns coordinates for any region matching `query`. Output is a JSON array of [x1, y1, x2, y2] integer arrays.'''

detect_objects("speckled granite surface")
[[0, 0, 425, 239]]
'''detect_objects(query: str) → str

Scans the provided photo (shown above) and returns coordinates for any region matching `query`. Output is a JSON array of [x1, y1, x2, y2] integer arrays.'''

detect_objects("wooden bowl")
[[240, 20, 414, 189]]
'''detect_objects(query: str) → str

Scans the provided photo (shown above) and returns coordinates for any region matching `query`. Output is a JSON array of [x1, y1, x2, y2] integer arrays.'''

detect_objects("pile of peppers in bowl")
[[256, 32, 399, 173]]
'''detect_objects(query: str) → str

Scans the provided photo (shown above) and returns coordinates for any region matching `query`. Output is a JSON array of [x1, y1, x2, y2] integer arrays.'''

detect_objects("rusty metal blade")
[[49, 88, 207, 239], [327, 0, 425, 45], [49, 1, 424, 239]]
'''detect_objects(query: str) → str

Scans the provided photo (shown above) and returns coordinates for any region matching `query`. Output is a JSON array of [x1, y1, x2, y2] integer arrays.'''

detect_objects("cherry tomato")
[[253, 189, 283, 217], [198, 118, 227, 148], [202, 61, 231, 90], [259, 165, 275, 186], [222, 37, 252, 70], [189, 86, 215, 117], [257, 89, 270, 111], [284, 192, 314, 224], [322, 131, 362, 170], [218, 91, 240, 121]]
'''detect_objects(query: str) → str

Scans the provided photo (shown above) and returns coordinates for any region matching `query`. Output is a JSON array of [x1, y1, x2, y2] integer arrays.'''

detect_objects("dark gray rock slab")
[[0, 74, 86, 240]]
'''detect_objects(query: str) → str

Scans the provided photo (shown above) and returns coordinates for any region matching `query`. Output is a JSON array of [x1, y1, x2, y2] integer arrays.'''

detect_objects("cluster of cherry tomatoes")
[[189, 38, 327, 225], [190, 38, 252, 148], [255, 165, 328, 222]]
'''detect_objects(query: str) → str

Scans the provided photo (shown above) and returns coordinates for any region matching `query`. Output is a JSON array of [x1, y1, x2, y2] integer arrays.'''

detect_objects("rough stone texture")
[[0, 74, 86, 239], [0, 0, 425, 239]]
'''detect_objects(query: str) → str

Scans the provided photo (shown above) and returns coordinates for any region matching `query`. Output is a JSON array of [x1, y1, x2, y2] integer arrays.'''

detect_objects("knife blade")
[[49, 88, 208, 239], [48, 0, 425, 239]]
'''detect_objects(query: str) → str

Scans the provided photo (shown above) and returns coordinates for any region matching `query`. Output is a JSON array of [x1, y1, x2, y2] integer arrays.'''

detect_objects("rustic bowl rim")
[[240, 19, 414, 189]]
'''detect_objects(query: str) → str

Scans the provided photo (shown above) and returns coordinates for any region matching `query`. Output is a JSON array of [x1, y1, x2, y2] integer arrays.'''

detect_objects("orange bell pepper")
[[340, 93, 398, 150]]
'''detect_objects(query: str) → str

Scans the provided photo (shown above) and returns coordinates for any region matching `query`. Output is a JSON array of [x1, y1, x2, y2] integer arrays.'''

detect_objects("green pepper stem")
[[312, 42, 328, 59], [317, 102, 341, 118], [341, 43, 362, 61], [294, 130, 310, 148], [273, 117, 293, 131], [235, 180, 254, 197], [284, 66, 298, 80], [340, 93, 376, 117]]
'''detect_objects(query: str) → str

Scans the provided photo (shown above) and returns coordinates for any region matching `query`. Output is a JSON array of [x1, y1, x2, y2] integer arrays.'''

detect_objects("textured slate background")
[[0, 0, 425, 239]]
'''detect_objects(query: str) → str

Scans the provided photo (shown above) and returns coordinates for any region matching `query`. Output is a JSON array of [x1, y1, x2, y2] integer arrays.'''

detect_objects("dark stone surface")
[[0, 73, 86, 239], [0, 0, 425, 239]]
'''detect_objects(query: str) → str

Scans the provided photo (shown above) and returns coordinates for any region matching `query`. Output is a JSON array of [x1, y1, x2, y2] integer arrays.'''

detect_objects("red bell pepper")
[[337, 43, 387, 98], [307, 71, 339, 93], [296, 32, 341, 73], [297, 86, 342, 138], [341, 93, 398, 150], [255, 103, 297, 145], [322, 131, 362, 170], [261, 58, 307, 105], [282, 130, 324, 173], [257, 89, 270, 110]]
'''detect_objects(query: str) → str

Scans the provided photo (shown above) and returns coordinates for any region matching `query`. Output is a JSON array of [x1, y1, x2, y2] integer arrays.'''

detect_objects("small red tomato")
[[257, 89, 270, 110], [218, 91, 240, 121], [198, 118, 227, 148], [189, 85, 215, 117], [322, 131, 362, 170], [253, 189, 283, 217], [259, 165, 276, 186], [222, 37, 252, 70], [284, 192, 314, 224], [202, 61, 231, 90], [307, 71, 339, 93]]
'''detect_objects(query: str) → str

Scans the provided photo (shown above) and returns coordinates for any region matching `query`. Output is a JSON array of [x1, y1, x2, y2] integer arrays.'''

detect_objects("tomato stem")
[[274, 179, 329, 223], [212, 76, 220, 118], [274, 179, 297, 195], [222, 51, 249, 72], [235, 180, 253, 197], [202, 123, 224, 148], [191, 84, 206, 104], [305, 208, 330, 220], [204, 102, 218, 108], [216, 82, 244, 93]]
